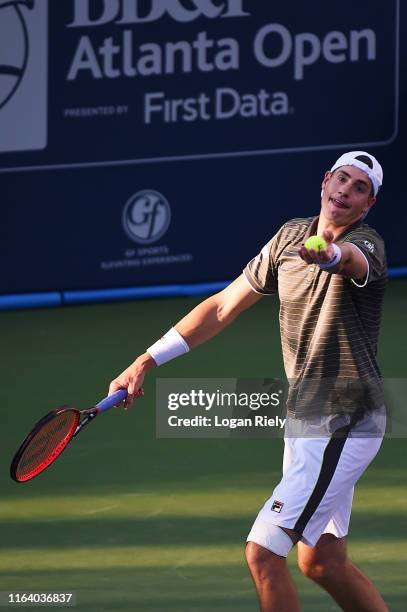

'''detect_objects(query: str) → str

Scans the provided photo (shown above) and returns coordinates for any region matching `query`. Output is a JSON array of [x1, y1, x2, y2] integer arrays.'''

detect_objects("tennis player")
[[109, 151, 388, 611]]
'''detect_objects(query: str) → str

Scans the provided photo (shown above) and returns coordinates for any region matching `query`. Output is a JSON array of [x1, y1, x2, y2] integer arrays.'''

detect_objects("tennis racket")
[[10, 388, 127, 483]]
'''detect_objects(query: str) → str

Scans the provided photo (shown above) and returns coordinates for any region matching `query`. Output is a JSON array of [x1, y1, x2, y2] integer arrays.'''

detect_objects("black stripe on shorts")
[[293, 425, 351, 536]]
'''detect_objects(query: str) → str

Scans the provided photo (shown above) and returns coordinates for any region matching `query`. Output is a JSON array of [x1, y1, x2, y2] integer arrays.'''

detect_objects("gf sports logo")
[[0, 0, 48, 152], [122, 190, 171, 244]]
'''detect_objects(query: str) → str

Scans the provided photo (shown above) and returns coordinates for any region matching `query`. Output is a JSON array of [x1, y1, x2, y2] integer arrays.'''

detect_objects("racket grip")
[[96, 388, 128, 413]]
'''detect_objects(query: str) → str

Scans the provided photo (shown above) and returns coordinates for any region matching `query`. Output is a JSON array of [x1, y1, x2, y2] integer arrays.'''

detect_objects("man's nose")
[[338, 183, 351, 196]]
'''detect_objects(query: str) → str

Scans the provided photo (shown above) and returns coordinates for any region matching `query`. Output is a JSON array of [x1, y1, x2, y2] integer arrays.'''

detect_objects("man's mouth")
[[329, 197, 349, 209]]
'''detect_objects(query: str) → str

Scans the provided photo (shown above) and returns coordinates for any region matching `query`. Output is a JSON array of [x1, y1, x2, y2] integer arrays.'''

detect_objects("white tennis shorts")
[[247, 408, 386, 548]]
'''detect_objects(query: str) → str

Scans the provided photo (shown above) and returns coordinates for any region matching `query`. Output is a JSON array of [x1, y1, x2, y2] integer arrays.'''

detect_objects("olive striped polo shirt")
[[244, 217, 388, 417]]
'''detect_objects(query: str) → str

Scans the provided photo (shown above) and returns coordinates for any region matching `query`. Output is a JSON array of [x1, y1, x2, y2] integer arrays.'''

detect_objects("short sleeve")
[[343, 226, 387, 287], [243, 226, 284, 294]]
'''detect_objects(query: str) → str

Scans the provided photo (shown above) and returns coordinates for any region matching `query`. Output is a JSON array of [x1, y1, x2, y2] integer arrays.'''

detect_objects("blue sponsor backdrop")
[[1, 0, 405, 297]]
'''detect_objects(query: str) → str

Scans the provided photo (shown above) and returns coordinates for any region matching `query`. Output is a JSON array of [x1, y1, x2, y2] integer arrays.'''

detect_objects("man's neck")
[[316, 210, 361, 240]]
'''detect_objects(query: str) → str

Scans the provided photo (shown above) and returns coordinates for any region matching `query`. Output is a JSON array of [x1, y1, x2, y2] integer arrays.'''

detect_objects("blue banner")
[[0, 0, 405, 295]]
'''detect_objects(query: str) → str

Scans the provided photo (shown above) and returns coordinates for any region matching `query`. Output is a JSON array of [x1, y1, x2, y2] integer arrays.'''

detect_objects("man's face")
[[321, 165, 376, 226]]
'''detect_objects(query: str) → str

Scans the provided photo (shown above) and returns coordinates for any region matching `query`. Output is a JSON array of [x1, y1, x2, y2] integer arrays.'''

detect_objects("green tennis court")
[[1, 279, 406, 611]]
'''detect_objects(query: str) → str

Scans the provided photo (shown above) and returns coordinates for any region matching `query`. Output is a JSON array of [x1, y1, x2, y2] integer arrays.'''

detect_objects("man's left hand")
[[298, 230, 335, 265]]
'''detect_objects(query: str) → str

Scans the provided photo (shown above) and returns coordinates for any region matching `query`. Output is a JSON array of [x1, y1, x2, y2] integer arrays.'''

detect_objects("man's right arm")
[[175, 273, 263, 348], [109, 274, 263, 407]]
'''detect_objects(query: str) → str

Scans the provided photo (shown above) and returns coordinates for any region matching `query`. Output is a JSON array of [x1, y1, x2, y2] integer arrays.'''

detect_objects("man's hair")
[[333, 155, 375, 197]]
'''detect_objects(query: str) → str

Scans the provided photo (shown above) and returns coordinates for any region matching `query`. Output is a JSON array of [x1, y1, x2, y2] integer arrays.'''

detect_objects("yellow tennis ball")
[[304, 236, 327, 252]]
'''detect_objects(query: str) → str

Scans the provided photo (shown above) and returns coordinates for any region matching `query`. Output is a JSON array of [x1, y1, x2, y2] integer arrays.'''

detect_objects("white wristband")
[[318, 243, 342, 270], [147, 327, 190, 366]]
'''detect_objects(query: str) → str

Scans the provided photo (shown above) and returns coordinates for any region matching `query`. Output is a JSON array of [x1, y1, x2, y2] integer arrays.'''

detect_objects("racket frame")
[[10, 388, 127, 483], [10, 406, 97, 483]]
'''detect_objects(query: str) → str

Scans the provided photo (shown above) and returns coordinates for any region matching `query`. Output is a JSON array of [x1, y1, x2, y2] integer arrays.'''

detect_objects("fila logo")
[[271, 500, 284, 513]]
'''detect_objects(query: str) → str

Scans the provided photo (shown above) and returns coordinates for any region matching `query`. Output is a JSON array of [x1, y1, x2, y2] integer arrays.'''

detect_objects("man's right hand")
[[108, 352, 156, 409]]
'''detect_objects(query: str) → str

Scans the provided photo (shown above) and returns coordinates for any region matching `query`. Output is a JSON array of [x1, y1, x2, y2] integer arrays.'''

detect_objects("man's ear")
[[321, 171, 332, 196], [365, 196, 376, 214]]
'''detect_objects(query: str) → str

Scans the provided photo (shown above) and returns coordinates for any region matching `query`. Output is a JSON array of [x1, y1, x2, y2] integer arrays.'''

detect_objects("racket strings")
[[15, 411, 79, 480]]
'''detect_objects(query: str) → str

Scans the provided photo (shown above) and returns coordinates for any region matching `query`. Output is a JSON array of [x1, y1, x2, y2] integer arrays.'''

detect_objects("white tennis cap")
[[330, 151, 383, 196]]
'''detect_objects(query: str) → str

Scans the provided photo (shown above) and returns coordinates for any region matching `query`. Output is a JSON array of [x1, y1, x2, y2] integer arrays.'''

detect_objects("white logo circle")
[[0, 2, 31, 110], [122, 190, 171, 244]]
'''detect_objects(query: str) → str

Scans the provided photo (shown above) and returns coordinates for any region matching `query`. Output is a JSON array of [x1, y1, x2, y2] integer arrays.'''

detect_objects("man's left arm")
[[298, 229, 383, 282]]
